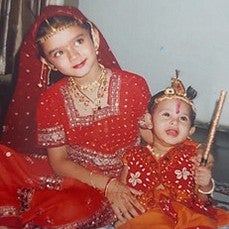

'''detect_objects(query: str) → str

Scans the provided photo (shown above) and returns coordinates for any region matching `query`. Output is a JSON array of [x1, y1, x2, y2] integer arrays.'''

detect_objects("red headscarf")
[[1, 5, 121, 154]]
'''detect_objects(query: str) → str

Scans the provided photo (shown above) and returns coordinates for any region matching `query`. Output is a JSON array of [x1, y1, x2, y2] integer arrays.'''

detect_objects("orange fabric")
[[216, 208, 229, 227], [118, 203, 217, 229], [118, 207, 174, 229]]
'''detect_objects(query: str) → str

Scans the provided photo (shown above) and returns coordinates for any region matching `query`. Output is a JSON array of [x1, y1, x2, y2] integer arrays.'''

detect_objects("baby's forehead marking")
[[176, 100, 181, 114]]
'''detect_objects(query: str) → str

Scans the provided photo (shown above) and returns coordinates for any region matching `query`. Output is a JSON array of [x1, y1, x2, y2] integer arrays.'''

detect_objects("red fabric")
[[121, 139, 229, 228], [1, 5, 121, 155]]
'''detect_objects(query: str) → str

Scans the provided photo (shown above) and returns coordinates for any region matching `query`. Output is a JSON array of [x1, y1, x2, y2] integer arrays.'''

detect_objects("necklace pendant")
[[68, 66, 107, 113]]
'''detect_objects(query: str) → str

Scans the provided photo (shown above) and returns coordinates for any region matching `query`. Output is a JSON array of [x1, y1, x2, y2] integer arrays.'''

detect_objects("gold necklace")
[[78, 79, 100, 92], [69, 66, 107, 112], [146, 145, 164, 158]]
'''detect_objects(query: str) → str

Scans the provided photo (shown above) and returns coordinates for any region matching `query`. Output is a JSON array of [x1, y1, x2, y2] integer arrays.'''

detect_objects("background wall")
[[79, 0, 229, 127]]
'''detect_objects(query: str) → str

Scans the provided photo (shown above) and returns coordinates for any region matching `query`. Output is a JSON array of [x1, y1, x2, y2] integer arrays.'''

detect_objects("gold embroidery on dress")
[[68, 65, 107, 114], [63, 73, 121, 127], [38, 125, 66, 146]]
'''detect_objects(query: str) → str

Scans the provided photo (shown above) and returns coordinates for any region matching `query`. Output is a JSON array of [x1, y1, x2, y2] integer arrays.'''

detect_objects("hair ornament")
[[155, 70, 197, 110], [37, 18, 82, 43]]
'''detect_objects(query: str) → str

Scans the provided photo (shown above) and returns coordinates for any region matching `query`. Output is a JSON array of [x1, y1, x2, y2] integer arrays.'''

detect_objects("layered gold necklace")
[[69, 65, 107, 113]]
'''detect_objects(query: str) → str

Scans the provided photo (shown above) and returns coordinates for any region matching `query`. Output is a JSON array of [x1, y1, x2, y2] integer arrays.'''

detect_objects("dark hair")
[[36, 15, 93, 57], [148, 89, 197, 127]]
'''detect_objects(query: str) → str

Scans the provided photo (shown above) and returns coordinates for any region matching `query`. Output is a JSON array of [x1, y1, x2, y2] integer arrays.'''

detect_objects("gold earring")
[[38, 63, 51, 88]]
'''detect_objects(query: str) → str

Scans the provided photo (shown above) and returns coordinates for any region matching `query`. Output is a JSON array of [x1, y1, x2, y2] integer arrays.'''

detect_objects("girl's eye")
[[74, 38, 84, 46], [54, 50, 63, 57]]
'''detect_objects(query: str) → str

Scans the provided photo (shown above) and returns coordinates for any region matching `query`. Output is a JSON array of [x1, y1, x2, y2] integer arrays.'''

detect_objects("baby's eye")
[[180, 116, 189, 122], [162, 112, 170, 117]]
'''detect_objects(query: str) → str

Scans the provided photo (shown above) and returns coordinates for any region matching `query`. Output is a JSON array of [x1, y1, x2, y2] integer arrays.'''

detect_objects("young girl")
[[0, 5, 150, 228], [118, 75, 229, 228]]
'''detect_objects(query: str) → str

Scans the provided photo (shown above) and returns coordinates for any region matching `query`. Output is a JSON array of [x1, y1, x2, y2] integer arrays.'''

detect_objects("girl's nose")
[[67, 49, 79, 61]]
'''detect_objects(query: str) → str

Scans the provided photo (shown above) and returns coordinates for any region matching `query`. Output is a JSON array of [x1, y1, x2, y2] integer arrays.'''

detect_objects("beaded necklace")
[[69, 66, 107, 113], [146, 144, 165, 158]]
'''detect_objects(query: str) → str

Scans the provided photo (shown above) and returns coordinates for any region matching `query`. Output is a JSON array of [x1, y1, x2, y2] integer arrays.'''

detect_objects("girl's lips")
[[166, 129, 179, 137], [73, 59, 86, 69]]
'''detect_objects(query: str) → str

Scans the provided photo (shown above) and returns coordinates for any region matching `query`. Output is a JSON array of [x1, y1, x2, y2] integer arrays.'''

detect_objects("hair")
[[36, 15, 93, 58], [148, 90, 197, 127]]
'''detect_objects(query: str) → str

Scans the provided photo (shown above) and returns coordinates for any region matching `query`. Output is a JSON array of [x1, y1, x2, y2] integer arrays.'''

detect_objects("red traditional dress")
[[0, 69, 150, 228], [0, 5, 151, 229], [119, 139, 229, 229]]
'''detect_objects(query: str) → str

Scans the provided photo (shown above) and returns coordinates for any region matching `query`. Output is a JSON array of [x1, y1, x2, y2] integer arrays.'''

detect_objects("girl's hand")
[[105, 178, 145, 224]]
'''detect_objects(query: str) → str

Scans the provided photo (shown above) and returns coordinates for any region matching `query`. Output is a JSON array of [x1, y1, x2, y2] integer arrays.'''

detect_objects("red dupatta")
[[1, 5, 121, 155]]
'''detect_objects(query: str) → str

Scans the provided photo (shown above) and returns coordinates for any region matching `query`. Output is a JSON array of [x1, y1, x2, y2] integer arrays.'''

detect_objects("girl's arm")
[[47, 145, 145, 223]]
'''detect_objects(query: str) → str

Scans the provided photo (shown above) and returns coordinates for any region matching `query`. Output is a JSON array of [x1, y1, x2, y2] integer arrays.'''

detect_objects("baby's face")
[[152, 98, 195, 146]]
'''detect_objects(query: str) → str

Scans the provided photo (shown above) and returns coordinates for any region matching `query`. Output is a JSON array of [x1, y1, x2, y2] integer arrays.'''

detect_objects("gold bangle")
[[104, 177, 116, 197], [90, 171, 96, 189]]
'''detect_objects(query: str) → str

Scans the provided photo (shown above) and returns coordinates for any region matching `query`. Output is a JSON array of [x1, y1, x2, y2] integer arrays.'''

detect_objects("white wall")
[[79, 0, 229, 127]]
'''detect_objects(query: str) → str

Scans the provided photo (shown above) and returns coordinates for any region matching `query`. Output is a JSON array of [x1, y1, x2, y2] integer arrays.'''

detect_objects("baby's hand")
[[195, 145, 214, 169], [194, 165, 212, 187]]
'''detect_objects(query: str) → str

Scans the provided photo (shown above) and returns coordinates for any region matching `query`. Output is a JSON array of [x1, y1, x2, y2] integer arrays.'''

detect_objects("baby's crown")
[[155, 70, 197, 110]]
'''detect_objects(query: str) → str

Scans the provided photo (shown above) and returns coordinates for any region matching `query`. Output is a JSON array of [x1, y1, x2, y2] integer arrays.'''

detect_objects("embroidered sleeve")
[[36, 88, 67, 147]]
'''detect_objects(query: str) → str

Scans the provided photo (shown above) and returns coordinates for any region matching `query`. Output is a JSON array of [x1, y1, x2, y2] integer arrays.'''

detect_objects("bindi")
[[176, 101, 181, 114]]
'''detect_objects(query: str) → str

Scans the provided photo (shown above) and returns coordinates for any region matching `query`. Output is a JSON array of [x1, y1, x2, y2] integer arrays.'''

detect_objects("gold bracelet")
[[198, 178, 215, 196], [104, 177, 116, 197], [89, 171, 96, 189]]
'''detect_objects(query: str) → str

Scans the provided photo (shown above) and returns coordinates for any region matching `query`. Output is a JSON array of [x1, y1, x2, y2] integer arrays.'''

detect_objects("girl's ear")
[[40, 57, 58, 71], [92, 27, 100, 51], [189, 126, 196, 136]]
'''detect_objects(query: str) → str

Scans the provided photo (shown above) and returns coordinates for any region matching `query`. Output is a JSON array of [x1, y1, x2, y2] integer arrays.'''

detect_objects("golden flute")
[[201, 90, 227, 166]]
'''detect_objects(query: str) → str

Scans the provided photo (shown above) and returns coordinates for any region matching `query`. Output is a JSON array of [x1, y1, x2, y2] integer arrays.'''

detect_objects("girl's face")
[[40, 25, 98, 79], [152, 98, 195, 147]]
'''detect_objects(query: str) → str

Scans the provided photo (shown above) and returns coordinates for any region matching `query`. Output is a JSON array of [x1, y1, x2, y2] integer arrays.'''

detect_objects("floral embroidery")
[[174, 167, 190, 180], [128, 171, 142, 186]]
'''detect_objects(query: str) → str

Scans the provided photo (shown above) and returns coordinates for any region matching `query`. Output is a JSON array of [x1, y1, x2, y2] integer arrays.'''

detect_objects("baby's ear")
[[145, 112, 153, 129], [139, 112, 153, 129], [189, 126, 196, 136]]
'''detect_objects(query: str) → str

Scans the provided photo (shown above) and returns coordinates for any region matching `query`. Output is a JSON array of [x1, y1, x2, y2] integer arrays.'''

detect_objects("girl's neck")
[[73, 63, 102, 86]]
